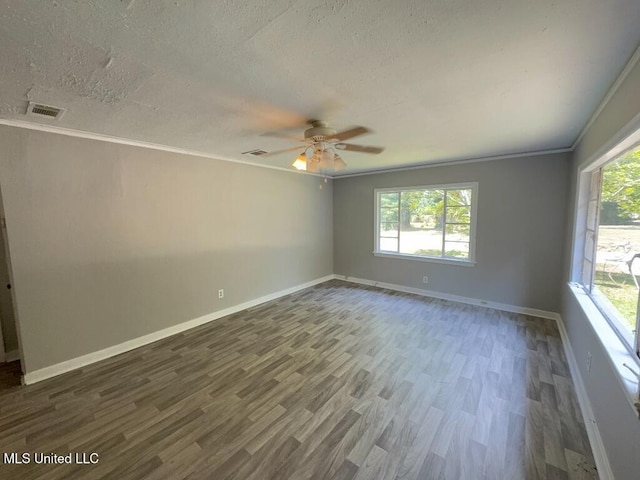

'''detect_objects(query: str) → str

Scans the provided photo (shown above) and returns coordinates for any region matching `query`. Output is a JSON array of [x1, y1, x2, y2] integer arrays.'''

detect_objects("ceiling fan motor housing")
[[304, 120, 337, 140]]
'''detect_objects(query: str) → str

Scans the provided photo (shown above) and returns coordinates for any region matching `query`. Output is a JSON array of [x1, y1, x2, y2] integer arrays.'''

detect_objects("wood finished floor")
[[0, 280, 597, 479], [0, 360, 21, 390]]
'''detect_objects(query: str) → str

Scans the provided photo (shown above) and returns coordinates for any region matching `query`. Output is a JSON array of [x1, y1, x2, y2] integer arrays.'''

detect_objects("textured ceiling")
[[1, 1, 640, 176]]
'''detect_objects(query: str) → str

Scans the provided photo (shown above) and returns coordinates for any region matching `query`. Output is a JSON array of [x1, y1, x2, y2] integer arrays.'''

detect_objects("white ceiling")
[[1, 1, 639, 176]]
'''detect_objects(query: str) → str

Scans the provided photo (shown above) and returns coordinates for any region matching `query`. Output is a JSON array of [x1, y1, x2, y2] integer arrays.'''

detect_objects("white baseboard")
[[334, 275, 561, 320], [334, 275, 612, 477], [553, 316, 613, 480], [20, 275, 561, 384], [18, 272, 614, 478], [22, 275, 334, 385]]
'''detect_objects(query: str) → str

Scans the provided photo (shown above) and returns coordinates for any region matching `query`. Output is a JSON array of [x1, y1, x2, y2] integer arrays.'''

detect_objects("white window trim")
[[373, 182, 478, 266], [568, 114, 640, 414], [572, 127, 640, 358], [570, 113, 640, 281], [568, 283, 639, 412], [372, 251, 477, 266]]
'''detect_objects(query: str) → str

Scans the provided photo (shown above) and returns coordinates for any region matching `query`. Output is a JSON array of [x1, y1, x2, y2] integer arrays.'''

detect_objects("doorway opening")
[[0, 186, 22, 388]]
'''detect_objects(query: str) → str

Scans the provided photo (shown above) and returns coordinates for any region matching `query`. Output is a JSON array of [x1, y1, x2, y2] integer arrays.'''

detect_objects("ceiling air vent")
[[26, 102, 66, 120], [242, 149, 268, 156]]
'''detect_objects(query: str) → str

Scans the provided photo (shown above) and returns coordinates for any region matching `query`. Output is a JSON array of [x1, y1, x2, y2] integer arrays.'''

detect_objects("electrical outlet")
[[422, 276, 428, 284], [586, 352, 592, 372], [218, 289, 224, 299]]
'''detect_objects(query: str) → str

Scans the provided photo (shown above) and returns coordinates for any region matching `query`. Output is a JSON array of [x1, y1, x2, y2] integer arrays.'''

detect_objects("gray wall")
[[0, 125, 333, 373], [333, 153, 570, 313], [562, 58, 640, 479]]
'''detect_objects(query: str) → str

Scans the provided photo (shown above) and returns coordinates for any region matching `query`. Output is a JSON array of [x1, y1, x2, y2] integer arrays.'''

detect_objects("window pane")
[[380, 207, 398, 223], [445, 206, 470, 223], [584, 230, 595, 263], [582, 259, 593, 289], [587, 199, 598, 229], [375, 185, 476, 261], [446, 189, 472, 206], [399, 224, 443, 256], [445, 224, 470, 242], [380, 192, 399, 208], [592, 146, 640, 337], [380, 222, 398, 237], [379, 237, 398, 252], [590, 169, 601, 201], [398, 189, 443, 256], [444, 241, 469, 259]]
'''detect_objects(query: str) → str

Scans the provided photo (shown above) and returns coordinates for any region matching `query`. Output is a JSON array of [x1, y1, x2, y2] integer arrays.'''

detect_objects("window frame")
[[581, 158, 640, 355], [373, 182, 478, 266], [571, 128, 640, 361]]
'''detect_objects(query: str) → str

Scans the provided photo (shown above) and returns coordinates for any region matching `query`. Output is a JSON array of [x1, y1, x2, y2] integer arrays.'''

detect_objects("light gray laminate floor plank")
[[0, 280, 598, 479]]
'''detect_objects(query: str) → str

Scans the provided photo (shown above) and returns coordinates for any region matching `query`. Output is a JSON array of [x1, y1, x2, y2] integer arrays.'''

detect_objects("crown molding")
[[571, 42, 640, 151], [334, 37, 640, 181], [331, 147, 572, 179], [3, 32, 639, 184], [3, 117, 570, 178], [0, 118, 330, 178]]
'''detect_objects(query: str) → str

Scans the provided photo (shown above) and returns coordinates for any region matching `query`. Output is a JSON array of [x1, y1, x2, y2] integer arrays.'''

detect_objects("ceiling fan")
[[261, 120, 384, 173]]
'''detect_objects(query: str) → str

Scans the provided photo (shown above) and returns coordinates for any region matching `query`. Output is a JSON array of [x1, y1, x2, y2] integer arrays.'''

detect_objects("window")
[[374, 183, 477, 264], [581, 144, 640, 358]]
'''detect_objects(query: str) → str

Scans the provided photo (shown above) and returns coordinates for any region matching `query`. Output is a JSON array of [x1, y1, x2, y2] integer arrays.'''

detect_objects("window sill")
[[372, 251, 476, 267], [567, 282, 639, 414]]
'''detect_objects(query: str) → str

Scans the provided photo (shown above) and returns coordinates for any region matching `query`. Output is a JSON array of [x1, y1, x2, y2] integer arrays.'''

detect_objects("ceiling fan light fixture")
[[292, 152, 307, 170], [333, 154, 347, 171], [263, 120, 380, 173], [307, 159, 320, 173], [306, 150, 322, 173], [319, 149, 334, 170]]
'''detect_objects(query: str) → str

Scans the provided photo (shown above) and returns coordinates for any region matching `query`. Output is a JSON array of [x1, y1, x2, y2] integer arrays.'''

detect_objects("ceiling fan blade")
[[335, 143, 384, 154], [260, 131, 306, 142], [327, 126, 370, 141], [261, 145, 307, 157]]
